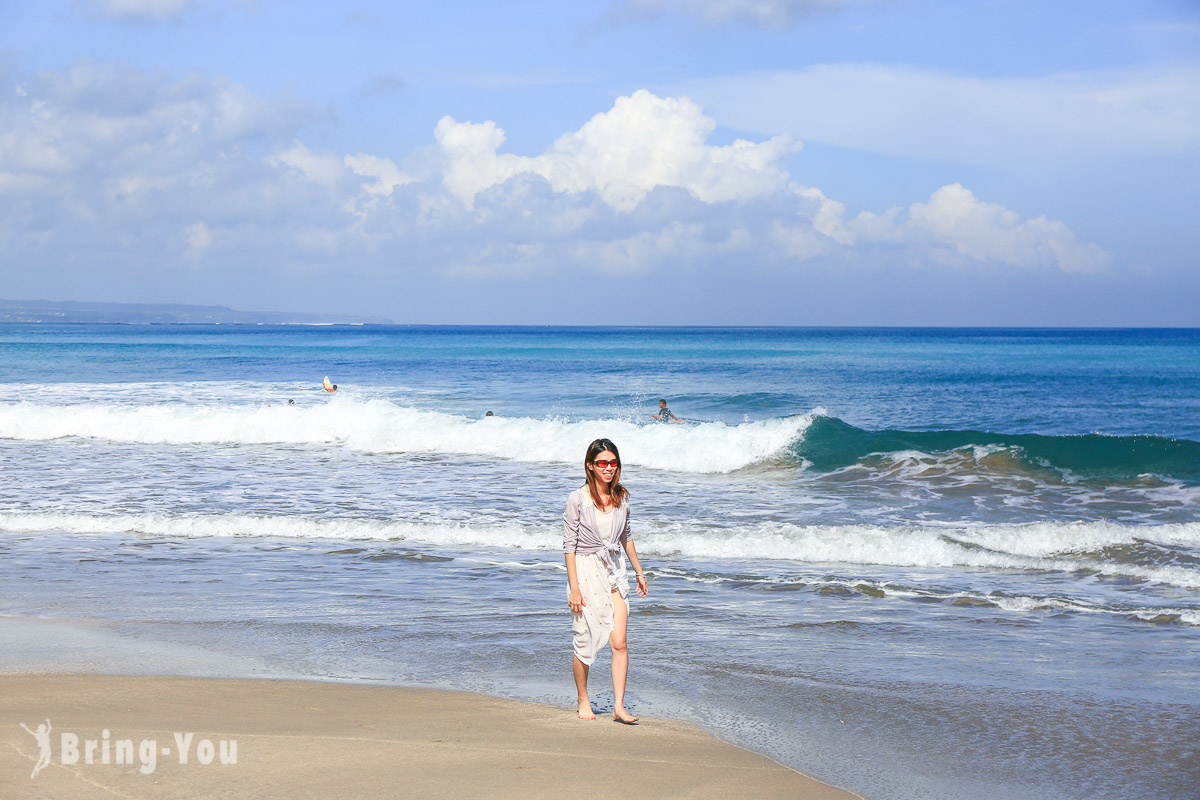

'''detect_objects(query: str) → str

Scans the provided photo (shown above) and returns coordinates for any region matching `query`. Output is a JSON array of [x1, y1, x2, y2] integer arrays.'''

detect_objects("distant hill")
[[0, 299, 393, 325]]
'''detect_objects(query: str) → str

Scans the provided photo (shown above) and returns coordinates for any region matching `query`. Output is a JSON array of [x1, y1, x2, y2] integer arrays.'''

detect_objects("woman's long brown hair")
[[584, 438, 628, 509]]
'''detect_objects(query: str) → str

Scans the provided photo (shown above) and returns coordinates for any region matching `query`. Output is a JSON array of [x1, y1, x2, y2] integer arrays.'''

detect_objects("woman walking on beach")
[[563, 438, 648, 723]]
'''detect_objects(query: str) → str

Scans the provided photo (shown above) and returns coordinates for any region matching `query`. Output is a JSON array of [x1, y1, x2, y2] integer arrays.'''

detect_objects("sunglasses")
[[592, 459, 619, 469]]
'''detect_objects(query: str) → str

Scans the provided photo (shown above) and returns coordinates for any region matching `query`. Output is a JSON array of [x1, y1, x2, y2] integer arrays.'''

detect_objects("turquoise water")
[[1, 324, 1198, 799]]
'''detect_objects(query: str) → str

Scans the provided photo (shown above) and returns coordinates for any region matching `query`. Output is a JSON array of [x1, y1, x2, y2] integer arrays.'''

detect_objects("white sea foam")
[[2, 511, 1197, 589], [640, 520, 1200, 587], [0, 398, 815, 473], [0, 511, 551, 550], [864, 444, 1047, 481], [880, 585, 1200, 625], [756, 577, 1200, 624], [945, 518, 1200, 554], [0, 381, 311, 406]]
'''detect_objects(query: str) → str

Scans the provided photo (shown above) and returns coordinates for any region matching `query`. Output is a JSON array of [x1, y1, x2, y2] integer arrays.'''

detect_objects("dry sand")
[[0, 674, 858, 799]]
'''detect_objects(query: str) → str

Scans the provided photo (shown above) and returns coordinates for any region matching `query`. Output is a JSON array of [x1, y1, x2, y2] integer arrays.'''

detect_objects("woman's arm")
[[623, 539, 648, 597], [565, 552, 584, 611], [563, 492, 585, 611], [618, 503, 647, 596], [563, 490, 581, 552]]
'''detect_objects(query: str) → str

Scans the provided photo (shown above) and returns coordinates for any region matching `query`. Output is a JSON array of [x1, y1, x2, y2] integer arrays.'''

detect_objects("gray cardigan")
[[562, 485, 631, 570]]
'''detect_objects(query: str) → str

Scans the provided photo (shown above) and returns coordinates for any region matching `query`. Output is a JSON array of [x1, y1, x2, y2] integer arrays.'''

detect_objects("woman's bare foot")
[[612, 708, 639, 724], [577, 700, 596, 720]]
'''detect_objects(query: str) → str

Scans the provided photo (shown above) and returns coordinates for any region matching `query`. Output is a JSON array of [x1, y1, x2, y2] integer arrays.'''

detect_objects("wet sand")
[[0, 673, 859, 799]]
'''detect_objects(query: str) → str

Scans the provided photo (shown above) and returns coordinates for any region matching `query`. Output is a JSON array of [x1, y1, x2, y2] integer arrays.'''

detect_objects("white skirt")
[[569, 551, 629, 666]]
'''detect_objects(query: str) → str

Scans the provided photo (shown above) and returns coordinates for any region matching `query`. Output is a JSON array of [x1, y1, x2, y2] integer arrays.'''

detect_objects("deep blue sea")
[[2, 324, 1198, 799]]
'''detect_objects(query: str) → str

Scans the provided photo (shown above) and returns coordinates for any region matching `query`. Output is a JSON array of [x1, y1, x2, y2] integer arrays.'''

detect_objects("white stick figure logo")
[[19, 719, 52, 779]]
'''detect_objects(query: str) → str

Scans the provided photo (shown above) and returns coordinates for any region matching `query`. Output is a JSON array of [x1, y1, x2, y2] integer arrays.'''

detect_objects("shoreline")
[[0, 672, 860, 799], [0, 615, 859, 798]]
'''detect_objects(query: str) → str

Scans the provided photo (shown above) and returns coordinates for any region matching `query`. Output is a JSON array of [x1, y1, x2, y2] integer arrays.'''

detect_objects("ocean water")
[[1, 324, 1198, 799]]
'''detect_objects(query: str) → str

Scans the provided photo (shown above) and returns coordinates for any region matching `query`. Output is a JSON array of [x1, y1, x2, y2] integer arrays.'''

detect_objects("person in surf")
[[649, 398, 684, 422]]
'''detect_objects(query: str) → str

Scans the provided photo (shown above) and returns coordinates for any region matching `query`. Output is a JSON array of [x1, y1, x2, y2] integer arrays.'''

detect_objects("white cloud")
[[345, 153, 414, 197], [798, 186, 849, 244], [434, 118, 523, 209], [770, 219, 830, 261], [0, 62, 307, 202], [570, 221, 711, 274], [270, 143, 417, 217], [618, 0, 854, 26], [907, 185, 1105, 272], [186, 220, 212, 253], [0, 61, 320, 272], [683, 63, 1200, 165], [270, 143, 346, 187], [93, 0, 194, 21], [849, 184, 1110, 273], [435, 89, 799, 211], [0, 61, 1109, 288]]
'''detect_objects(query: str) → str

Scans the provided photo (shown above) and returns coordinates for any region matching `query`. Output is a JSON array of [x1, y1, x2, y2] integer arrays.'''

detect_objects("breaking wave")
[[3, 392, 1198, 484], [1, 511, 1196, 590], [795, 415, 1200, 483], [0, 398, 814, 474]]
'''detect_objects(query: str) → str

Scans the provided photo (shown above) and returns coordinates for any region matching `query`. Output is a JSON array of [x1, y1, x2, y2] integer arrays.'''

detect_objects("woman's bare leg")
[[610, 590, 638, 722], [573, 655, 595, 719]]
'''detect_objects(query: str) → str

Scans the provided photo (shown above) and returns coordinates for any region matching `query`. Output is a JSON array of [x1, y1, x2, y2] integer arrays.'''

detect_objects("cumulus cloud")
[[0, 61, 1108, 290], [345, 153, 414, 197], [684, 63, 1200, 165], [0, 61, 321, 272], [850, 184, 1109, 273], [270, 143, 417, 219], [0, 61, 308, 195], [617, 0, 854, 26], [436, 89, 798, 211], [270, 143, 347, 187], [423, 91, 1102, 273]]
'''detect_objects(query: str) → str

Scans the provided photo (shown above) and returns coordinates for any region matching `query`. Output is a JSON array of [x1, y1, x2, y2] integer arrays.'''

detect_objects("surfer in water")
[[322, 376, 338, 392], [649, 398, 684, 423]]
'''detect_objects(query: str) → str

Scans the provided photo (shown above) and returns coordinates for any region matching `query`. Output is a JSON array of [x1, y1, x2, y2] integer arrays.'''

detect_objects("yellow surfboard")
[[322, 375, 334, 392]]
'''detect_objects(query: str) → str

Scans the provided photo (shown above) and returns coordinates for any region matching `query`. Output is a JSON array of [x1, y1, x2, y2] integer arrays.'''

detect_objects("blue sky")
[[1, 0, 1197, 324]]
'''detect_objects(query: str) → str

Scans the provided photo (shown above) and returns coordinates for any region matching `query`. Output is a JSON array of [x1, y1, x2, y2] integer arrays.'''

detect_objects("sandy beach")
[[0, 673, 858, 799]]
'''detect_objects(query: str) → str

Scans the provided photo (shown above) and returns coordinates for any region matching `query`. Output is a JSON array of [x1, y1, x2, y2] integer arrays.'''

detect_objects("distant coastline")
[[0, 298, 392, 325]]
